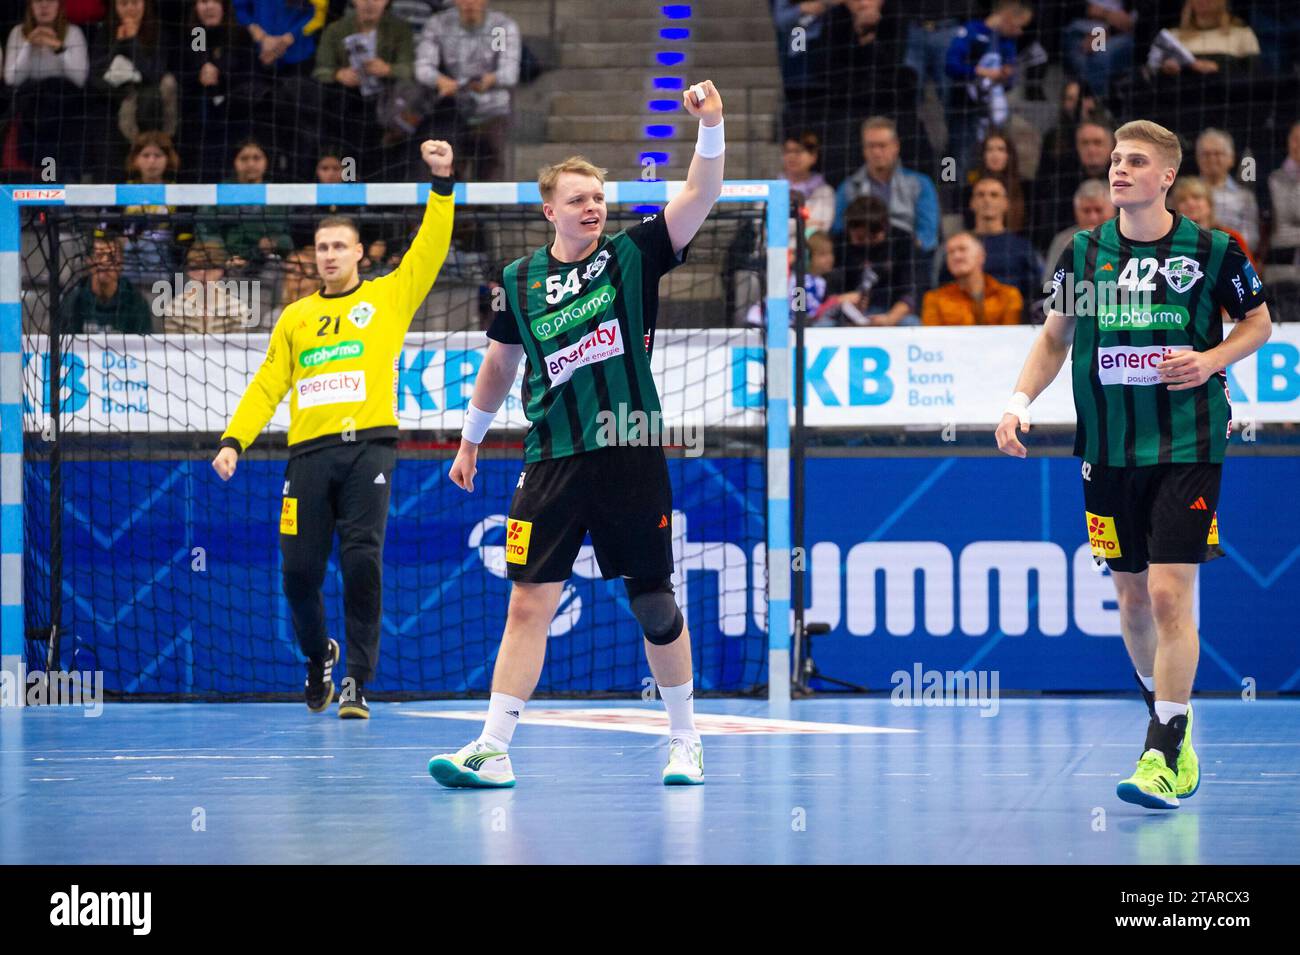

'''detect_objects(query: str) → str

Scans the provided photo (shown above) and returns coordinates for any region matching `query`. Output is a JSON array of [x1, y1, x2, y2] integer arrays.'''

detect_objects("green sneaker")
[[1175, 705, 1200, 799], [1116, 750, 1180, 810], [428, 740, 516, 789]]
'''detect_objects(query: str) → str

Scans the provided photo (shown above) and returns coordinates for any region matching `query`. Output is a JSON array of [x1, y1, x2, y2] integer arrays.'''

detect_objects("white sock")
[[1154, 700, 1188, 724], [479, 692, 525, 751], [658, 679, 698, 742], [1139, 674, 1155, 692]]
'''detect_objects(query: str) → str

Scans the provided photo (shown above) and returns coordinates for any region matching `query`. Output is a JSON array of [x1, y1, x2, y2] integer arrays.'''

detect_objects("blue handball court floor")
[[2, 698, 1298, 865]]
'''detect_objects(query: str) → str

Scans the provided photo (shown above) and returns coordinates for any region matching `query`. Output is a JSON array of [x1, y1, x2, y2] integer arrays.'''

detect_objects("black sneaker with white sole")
[[305, 638, 340, 713]]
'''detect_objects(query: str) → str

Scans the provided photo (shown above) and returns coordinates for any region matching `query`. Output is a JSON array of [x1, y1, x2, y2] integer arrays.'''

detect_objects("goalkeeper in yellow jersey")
[[211, 140, 456, 719]]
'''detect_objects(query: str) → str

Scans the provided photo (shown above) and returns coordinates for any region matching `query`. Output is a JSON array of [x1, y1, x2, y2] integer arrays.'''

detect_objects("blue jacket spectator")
[[233, 0, 327, 68], [941, 175, 1042, 310], [944, 1, 1033, 173], [833, 117, 938, 253]]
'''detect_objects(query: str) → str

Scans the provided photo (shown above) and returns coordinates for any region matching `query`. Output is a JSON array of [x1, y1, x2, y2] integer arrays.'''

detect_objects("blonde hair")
[[1171, 176, 1214, 211], [806, 231, 834, 256], [1180, 0, 1239, 31], [1114, 120, 1182, 179], [538, 156, 607, 203]]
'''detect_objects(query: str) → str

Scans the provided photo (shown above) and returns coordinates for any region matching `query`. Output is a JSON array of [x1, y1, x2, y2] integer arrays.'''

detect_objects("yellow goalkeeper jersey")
[[220, 179, 454, 457]]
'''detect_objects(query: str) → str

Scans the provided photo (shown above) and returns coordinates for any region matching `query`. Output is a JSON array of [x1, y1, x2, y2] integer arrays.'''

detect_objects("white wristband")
[[1004, 391, 1031, 427], [695, 116, 725, 159], [461, 403, 496, 445]]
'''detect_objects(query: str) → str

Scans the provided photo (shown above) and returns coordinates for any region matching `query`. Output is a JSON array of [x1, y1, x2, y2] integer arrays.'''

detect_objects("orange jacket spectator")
[[923, 231, 1024, 325], [923, 275, 1024, 325]]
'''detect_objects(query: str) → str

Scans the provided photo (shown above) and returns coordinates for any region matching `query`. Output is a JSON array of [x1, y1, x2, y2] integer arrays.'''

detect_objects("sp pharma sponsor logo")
[[531, 285, 617, 341], [299, 340, 364, 368], [545, 319, 624, 389], [1097, 345, 1191, 386], [1097, 304, 1190, 331], [296, 370, 367, 408]]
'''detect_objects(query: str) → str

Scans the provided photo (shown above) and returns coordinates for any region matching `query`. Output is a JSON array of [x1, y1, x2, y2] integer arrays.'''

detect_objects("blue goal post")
[[0, 179, 792, 703]]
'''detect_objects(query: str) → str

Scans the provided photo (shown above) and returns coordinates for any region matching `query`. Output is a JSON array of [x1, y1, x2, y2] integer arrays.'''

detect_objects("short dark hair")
[[784, 130, 822, 157], [845, 195, 890, 236], [315, 216, 361, 242]]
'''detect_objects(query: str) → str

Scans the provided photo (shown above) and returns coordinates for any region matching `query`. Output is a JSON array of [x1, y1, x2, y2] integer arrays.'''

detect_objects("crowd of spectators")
[[1, 0, 524, 184], [774, 0, 1300, 324]]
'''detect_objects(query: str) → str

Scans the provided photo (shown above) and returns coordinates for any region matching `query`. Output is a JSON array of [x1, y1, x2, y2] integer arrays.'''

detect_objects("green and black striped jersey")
[[1051, 212, 1265, 467], [487, 213, 689, 463]]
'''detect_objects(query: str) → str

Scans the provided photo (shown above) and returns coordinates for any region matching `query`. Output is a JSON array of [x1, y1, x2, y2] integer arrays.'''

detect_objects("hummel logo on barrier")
[[1189, 497, 1208, 510]]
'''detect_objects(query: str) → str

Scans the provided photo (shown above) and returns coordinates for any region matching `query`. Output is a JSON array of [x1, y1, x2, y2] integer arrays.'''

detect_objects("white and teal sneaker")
[[428, 740, 516, 789], [662, 736, 704, 786]]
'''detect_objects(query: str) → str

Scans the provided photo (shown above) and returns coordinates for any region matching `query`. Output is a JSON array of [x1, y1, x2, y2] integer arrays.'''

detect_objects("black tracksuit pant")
[[279, 439, 396, 686]]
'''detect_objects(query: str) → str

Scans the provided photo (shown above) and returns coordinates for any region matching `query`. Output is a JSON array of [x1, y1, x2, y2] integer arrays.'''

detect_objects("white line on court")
[[31, 755, 335, 761]]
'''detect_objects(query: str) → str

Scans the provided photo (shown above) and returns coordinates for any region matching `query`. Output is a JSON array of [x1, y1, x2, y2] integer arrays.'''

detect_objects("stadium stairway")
[[495, 0, 783, 328]]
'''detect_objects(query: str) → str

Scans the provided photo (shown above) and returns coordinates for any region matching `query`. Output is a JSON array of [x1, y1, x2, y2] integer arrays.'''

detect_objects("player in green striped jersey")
[[995, 120, 1272, 810], [427, 81, 727, 789]]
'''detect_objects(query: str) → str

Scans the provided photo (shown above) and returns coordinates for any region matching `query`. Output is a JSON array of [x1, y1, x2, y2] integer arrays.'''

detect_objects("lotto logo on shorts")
[[280, 497, 298, 536], [505, 519, 533, 565], [1085, 511, 1121, 558], [1207, 513, 1220, 546]]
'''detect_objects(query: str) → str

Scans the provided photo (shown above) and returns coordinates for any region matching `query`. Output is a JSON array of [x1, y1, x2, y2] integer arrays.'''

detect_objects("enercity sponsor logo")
[[0, 664, 104, 716], [890, 663, 1000, 717], [1097, 345, 1192, 386], [150, 273, 261, 327], [296, 370, 367, 408], [299, 340, 364, 368], [531, 285, 617, 341], [594, 403, 703, 457], [49, 885, 152, 935], [545, 319, 624, 389]]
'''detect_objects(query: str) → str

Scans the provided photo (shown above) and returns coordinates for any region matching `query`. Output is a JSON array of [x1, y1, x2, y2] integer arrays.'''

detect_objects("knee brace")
[[625, 577, 684, 646]]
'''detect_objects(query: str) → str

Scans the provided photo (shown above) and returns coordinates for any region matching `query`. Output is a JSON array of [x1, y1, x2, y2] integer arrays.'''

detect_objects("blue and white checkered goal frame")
[[0, 179, 790, 701]]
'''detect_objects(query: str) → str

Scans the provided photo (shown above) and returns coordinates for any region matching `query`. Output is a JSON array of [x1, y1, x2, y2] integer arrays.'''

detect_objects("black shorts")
[[1081, 460, 1224, 574], [504, 445, 675, 583]]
